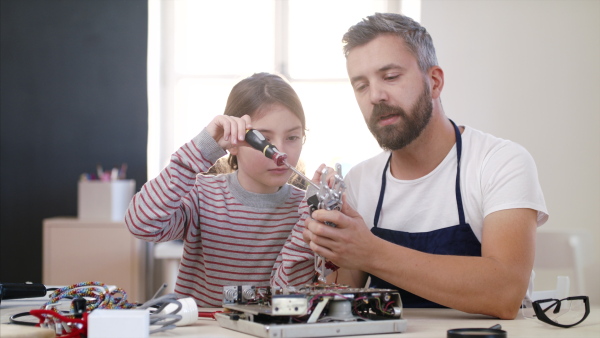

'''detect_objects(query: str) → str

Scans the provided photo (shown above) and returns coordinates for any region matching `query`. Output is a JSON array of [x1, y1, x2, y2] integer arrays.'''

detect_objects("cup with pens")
[[80, 163, 128, 182], [78, 163, 135, 222]]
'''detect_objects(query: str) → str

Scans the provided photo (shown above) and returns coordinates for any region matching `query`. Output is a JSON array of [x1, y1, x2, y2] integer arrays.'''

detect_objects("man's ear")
[[429, 66, 444, 99]]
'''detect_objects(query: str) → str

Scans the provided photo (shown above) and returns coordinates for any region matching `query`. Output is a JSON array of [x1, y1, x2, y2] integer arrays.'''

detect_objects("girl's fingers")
[[221, 118, 232, 142], [208, 115, 253, 148], [240, 115, 252, 141], [312, 164, 326, 182], [229, 120, 239, 144]]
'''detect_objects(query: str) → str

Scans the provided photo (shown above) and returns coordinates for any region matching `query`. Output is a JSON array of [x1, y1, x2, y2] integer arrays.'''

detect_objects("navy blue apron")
[[370, 120, 481, 308]]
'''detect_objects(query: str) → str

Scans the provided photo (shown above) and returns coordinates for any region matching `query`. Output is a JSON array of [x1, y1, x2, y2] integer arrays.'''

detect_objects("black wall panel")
[[0, 0, 148, 282]]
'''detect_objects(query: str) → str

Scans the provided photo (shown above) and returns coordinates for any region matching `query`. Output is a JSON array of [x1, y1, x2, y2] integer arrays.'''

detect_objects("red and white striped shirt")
[[125, 129, 316, 306]]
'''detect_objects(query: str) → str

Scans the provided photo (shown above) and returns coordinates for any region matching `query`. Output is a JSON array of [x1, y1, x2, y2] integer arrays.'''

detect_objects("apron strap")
[[450, 119, 466, 225], [373, 154, 392, 227], [373, 119, 466, 228]]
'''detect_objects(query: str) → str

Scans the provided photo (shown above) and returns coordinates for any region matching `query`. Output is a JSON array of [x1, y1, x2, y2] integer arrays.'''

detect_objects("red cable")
[[198, 311, 221, 319], [30, 309, 88, 338]]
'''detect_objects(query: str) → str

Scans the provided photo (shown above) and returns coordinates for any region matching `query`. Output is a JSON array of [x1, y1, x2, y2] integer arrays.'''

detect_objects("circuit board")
[[215, 284, 408, 338]]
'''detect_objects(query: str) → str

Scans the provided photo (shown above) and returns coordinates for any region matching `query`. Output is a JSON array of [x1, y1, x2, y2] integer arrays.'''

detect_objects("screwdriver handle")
[[245, 129, 288, 166]]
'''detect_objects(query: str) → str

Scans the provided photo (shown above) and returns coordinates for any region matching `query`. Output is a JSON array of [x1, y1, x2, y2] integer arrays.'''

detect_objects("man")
[[303, 13, 548, 319]]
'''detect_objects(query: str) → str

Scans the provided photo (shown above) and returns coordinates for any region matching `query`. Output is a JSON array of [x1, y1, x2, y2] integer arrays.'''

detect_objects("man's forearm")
[[361, 209, 537, 319], [365, 242, 530, 318]]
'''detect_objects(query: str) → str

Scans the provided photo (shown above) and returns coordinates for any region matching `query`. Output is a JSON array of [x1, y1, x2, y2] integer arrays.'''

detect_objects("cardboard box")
[[78, 180, 135, 222]]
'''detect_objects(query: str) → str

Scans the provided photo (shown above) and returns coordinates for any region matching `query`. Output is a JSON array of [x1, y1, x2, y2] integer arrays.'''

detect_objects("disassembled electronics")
[[238, 131, 402, 337], [307, 164, 346, 283], [216, 284, 407, 338], [245, 129, 348, 283]]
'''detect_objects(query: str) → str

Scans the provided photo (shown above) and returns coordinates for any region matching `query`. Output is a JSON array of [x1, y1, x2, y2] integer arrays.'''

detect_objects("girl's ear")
[[229, 146, 239, 155]]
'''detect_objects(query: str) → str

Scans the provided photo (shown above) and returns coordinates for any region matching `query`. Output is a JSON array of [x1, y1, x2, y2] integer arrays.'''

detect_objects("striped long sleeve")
[[270, 187, 319, 288], [125, 129, 225, 243]]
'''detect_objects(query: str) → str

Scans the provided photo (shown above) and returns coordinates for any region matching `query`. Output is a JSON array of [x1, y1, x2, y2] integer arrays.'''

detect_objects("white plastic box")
[[78, 180, 135, 222], [88, 309, 149, 338]]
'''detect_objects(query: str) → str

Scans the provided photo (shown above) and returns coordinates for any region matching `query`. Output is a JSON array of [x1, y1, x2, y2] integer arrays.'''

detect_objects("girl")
[[126, 73, 317, 306]]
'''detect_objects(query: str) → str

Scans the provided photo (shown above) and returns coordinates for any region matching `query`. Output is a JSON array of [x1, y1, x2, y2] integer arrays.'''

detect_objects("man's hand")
[[303, 195, 378, 271], [305, 198, 538, 319]]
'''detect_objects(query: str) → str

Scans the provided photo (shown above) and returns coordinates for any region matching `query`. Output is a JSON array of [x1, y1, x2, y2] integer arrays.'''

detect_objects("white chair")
[[532, 230, 586, 298], [531, 275, 570, 302], [154, 241, 184, 295]]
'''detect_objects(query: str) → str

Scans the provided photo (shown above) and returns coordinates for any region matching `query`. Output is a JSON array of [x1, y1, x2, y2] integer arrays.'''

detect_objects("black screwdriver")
[[245, 129, 318, 188]]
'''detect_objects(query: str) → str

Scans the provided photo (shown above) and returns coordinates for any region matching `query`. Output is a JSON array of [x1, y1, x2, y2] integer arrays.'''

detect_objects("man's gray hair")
[[342, 13, 438, 73]]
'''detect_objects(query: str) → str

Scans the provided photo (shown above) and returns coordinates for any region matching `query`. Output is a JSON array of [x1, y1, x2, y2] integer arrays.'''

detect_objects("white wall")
[[421, 0, 600, 301]]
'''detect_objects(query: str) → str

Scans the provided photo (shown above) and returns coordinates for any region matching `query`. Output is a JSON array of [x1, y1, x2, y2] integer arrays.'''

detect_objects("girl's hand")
[[206, 115, 252, 150]]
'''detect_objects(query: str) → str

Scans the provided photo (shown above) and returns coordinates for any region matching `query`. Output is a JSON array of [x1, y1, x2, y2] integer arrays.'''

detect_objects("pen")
[[96, 164, 103, 179], [118, 163, 128, 180]]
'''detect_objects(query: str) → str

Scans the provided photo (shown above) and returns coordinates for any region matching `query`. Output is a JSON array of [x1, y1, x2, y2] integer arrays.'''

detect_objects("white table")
[[156, 306, 600, 338], [1, 297, 598, 337]]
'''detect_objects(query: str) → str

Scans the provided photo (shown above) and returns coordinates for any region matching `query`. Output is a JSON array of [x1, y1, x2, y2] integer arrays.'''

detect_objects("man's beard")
[[367, 86, 433, 151]]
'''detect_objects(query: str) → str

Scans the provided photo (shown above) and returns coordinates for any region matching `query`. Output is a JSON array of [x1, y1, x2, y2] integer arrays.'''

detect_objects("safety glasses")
[[522, 296, 590, 328]]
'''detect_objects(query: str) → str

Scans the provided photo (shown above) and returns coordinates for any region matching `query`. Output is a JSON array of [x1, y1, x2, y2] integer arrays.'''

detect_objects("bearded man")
[[302, 13, 548, 320]]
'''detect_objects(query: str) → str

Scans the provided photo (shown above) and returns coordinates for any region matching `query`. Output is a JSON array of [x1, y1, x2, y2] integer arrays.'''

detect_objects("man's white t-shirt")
[[345, 125, 548, 241]]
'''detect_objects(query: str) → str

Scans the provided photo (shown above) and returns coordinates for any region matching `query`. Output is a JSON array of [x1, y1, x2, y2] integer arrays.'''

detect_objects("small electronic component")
[[223, 285, 257, 304], [307, 164, 346, 282], [307, 163, 346, 216], [272, 294, 309, 316], [216, 284, 407, 338]]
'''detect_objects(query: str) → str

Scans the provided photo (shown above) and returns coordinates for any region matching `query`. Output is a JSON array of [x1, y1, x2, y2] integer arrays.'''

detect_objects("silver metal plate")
[[214, 312, 408, 338]]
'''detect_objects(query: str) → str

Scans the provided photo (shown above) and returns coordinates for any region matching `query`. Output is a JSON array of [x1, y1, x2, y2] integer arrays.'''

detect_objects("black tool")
[[0, 282, 47, 303], [245, 129, 289, 166], [245, 129, 318, 188], [447, 324, 506, 338]]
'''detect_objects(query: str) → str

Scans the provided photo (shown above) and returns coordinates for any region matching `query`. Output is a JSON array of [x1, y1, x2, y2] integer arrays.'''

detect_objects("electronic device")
[[236, 131, 406, 336], [215, 284, 408, 338]]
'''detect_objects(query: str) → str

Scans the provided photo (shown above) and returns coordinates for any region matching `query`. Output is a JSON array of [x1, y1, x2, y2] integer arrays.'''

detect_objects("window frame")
[[147, 0, 418, 179]]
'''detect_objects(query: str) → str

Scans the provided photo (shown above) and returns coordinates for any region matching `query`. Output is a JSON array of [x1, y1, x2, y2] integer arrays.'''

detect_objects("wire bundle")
[[138, 293, 185, 334], [43, 281, 137, 313], [10, 281, 195, 337], [26, 281, 139, 337]]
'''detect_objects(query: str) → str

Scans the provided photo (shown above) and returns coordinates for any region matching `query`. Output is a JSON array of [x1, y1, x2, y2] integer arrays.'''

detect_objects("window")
[[147, 0, 421, 179]]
